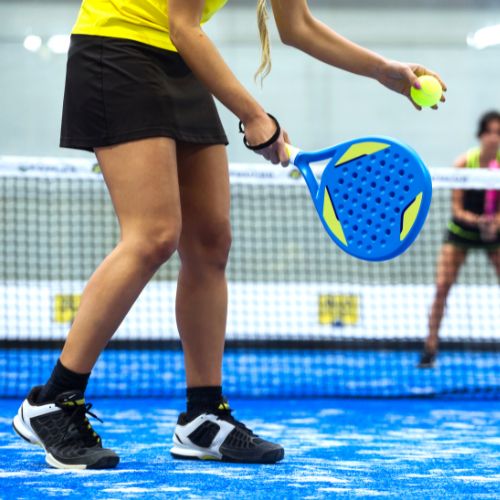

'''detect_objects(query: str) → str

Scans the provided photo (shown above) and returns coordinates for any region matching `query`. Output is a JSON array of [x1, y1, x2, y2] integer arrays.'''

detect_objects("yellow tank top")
[[465, 147, 500, 168], [72, 0, 228, 52]]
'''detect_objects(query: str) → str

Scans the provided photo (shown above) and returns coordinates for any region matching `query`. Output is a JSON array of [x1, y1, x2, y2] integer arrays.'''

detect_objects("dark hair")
[[477, 110, 500, 137]]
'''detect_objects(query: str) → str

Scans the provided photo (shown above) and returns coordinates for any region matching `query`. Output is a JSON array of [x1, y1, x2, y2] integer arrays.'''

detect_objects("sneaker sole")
[[171, 446, 284, 464], [46, 453, 119, 470], [12, 415, 41, 446], [13, 415, 119, 470]]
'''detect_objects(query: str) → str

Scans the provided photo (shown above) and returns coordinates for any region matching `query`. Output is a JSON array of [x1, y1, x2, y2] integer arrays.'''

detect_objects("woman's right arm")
[[169, 0, 288, 165]]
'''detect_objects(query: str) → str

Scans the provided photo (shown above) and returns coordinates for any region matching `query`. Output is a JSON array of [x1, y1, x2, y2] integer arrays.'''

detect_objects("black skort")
[[60, 35, 228, 152], [445, 220, 500, 252]]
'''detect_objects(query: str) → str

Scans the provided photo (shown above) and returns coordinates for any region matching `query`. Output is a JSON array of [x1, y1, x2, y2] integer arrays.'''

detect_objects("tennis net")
[[0, 157, 499, 398]]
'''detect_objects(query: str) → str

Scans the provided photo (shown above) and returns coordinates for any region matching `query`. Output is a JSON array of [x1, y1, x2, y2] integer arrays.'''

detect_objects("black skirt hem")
[[61, 128, 229, 153], [444, 233, 500, 252]]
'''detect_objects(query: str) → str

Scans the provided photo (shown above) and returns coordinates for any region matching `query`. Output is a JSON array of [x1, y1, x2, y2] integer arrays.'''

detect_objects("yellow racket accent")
[[336, 142, 390, 166], [323, 188, 348, 246], [400, 192, 423, 241]]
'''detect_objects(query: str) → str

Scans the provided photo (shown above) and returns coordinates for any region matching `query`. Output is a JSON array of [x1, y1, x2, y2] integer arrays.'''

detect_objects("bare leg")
[[169, 143, 285, 464], [60, 138, 181, 373], [486, 248, 500, 280], [175, 143, 231, 388], [425, 244, 467, 354]]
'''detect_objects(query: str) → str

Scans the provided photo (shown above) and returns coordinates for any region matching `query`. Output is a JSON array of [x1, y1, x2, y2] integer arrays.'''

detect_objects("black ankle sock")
[[37, 359, 91, 403], [186, 386, 223, 413]]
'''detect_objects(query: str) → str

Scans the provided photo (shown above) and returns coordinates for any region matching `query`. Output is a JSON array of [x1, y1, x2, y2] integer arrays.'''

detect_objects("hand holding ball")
[[410, 75, 443, 108]]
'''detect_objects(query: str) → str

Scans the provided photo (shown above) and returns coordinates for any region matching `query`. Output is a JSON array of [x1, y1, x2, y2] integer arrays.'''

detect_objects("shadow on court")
[[0, 398, 499, 499]]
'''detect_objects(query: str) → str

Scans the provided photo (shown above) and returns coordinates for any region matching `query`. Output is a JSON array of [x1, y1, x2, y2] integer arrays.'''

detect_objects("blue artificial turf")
[[1, 398, 499, 499], [1, 349, 499, 398]]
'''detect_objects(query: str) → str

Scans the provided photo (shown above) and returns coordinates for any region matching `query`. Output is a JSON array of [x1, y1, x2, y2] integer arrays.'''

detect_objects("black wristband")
[[239, 113, 281, 151]]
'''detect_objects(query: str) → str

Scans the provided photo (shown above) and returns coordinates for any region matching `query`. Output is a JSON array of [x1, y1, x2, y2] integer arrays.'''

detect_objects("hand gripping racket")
[[286, 137, 432, 261]]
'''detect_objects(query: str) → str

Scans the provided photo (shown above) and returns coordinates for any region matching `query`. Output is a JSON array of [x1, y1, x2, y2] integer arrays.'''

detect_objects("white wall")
[[0, 2, 499, 165]]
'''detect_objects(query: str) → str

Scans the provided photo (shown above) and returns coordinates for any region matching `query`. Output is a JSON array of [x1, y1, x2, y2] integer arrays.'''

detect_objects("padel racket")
[[484, 159, 499, 216], [286, 137, 432, 261]]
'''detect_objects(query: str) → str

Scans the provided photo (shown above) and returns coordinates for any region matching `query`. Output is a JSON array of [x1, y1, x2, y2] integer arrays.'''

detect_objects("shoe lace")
[[57, 401, 103, 447], [214, 407, 256, 437]]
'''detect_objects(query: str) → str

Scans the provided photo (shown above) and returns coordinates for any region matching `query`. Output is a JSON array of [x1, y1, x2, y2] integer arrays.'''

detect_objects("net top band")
[[1, 156, 500, 189]]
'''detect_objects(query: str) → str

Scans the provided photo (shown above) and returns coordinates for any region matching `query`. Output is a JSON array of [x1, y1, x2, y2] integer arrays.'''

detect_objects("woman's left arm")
[[270, 0, 446, 109]]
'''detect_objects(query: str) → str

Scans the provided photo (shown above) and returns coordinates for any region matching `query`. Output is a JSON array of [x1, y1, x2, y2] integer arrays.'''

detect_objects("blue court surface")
[[2, 349, 499, 398], [1, 398, 499, 499]]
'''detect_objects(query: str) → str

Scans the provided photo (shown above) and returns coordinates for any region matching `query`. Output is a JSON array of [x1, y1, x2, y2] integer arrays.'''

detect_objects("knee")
[[146, 231, 180, 268], [197, 222, 232, 270], [128, 225, 181, 270], [180, 220, 232, 271]]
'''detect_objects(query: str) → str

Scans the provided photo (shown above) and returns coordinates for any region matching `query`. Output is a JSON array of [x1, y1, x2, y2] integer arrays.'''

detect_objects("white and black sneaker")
[[12, 386, 119, 469], [417, 349, 437, 369], [171, 401, 284, 463]]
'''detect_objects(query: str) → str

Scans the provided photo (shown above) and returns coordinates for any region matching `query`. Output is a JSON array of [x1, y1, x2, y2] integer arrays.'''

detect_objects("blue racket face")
[[313, 137, 432, 261]]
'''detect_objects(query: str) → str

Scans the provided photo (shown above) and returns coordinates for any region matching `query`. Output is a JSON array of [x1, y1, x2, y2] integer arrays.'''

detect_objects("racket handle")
[[484, 191, 497, 216], [285, 144, 301, 165], [484, 160, 499, 216], [285, 143, 319, 200]]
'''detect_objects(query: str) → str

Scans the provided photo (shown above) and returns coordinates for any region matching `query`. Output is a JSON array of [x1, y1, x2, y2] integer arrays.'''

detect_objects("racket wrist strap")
[[239, 113, 281, 151]]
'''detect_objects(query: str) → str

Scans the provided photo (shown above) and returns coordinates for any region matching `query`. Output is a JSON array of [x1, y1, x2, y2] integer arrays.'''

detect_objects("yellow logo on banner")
[[318, 294, 359, 326], [54, 294, 81, 323]]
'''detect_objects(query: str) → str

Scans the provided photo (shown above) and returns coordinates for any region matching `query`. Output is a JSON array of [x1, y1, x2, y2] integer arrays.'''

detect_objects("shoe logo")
[[62, 394, 85, 406]]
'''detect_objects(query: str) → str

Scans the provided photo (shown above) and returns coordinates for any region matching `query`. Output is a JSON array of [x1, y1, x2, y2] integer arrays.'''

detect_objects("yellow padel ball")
[[410, 75, 443, 107]]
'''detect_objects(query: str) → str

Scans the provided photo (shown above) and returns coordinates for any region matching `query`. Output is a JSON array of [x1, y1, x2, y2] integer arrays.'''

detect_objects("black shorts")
[[60, 35, 228, 152], [445, 220, 500, 252]]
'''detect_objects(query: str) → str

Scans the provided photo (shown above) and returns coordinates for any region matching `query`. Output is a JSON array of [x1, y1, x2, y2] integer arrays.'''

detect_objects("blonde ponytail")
[[255, 0, 271, 83]]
